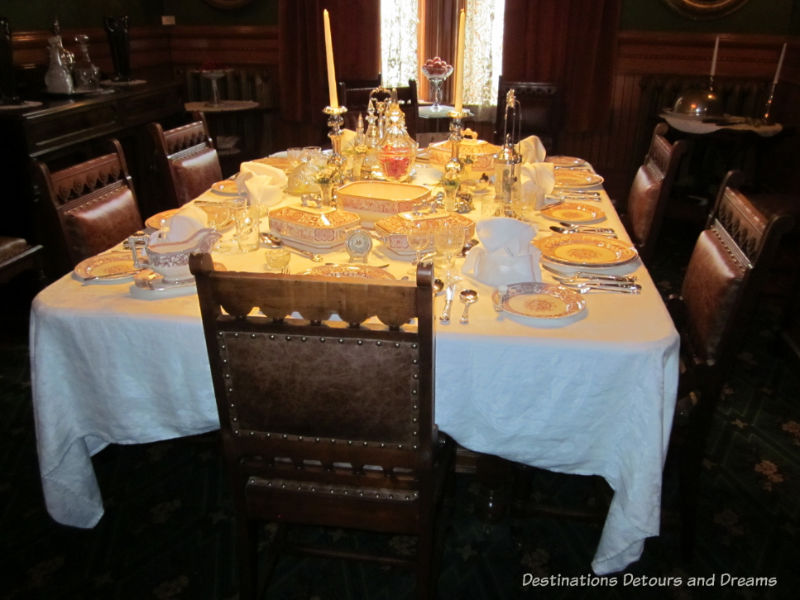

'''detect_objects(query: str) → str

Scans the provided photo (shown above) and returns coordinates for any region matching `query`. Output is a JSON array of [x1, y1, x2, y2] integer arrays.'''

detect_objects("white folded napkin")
[[517, 135, 546, 163], [237, 161, 288, 209], [520, 161, 555, 209], [462, 217, 542, 287], [165, 203, 208, 242]]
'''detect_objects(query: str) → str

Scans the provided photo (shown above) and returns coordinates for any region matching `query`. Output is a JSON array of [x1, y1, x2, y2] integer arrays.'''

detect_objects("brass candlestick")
[[445, 108, 470, 176], [324, 105, 348, 183]]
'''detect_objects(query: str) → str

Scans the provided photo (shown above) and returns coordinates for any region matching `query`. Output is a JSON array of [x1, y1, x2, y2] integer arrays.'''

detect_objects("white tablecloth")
[[30, 171, 679, 575]]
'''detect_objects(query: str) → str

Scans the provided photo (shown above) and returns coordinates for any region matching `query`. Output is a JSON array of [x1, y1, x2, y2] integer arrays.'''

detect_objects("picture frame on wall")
[[663, 0, 750, 19]]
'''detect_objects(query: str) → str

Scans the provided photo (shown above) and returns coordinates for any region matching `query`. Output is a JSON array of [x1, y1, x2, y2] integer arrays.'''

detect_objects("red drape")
[[278, 0, 380, 128], [502, 0, 621, 133]]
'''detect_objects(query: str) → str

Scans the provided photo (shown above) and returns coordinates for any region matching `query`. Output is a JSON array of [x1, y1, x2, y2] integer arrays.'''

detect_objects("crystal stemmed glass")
[[434, 223, 465, 283], [407, 221, 431, 274]]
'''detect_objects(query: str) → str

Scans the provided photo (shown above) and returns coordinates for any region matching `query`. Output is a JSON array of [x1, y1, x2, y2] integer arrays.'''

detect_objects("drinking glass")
[[265, 246, 291, 273], [286, 147, 303, 169], [407, 221, 431, 266], [434, 223, 465, 282], [232, 196, 260, 252]]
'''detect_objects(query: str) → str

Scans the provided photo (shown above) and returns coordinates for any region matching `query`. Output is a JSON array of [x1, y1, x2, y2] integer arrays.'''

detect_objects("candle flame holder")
[[763, 81, 777, 122]]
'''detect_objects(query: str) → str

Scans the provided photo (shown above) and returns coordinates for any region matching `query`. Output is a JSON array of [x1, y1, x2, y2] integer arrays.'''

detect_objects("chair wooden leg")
[[679, 389, 718, 563], [236, 516, 259, 600]]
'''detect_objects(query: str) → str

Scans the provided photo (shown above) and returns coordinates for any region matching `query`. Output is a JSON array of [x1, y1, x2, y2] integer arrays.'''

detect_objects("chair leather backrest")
[[680, 174, 794, 366], [62, 183, 142, 261], [681, 227, 746, 364], [190, 254, 435, 477], [150, 119, 222, 207], [624, 123, 688, 263], [170, 148, 223, 206], [35, 139, 143, 266]]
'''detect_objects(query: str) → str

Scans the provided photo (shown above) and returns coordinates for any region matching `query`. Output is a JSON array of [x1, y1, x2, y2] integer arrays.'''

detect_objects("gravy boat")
[[146, 228, 221, 282]]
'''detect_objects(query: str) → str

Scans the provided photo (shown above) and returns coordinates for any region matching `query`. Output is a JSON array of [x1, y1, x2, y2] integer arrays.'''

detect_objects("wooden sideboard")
[[0, 80, 184, 274]]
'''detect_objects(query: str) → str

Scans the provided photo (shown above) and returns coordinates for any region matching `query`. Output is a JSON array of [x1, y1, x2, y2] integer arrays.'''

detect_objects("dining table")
[[29, 151, 679, 576]]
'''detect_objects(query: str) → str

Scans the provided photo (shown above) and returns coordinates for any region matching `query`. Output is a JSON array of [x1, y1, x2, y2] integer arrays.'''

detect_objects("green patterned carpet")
[[2, 222, 799, 599]]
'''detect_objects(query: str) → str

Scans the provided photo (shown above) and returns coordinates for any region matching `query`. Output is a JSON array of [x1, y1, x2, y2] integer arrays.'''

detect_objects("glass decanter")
[[72, 35, 100, 91], [377, 92, 417, 182]]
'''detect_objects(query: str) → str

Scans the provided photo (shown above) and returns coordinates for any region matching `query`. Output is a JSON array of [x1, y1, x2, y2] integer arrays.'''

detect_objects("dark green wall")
[[1, 1, 164, 30], [620, 0, 800, 34], [0, 1, 278, 31], [2, 1, 795, 34], [161, 1, 277, 26]]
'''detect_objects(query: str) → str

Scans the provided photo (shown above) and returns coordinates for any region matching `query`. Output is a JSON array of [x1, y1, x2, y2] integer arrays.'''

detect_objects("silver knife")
[[541, 263, 637, 282], [440, 284, 455, 322]]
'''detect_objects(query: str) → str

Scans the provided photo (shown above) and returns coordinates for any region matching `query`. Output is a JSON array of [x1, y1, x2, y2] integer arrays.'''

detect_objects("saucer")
[[130, 270, 196, 299]]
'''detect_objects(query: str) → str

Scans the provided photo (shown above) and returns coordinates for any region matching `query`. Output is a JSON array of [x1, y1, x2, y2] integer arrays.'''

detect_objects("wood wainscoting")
[[8, 26, 799, 198], [561, 31, 800, 202]]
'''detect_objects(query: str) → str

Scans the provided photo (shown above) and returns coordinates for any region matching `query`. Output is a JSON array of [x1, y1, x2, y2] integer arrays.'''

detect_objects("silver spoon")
[[432, 278, 444, 295], [459, 289, 478, 323]]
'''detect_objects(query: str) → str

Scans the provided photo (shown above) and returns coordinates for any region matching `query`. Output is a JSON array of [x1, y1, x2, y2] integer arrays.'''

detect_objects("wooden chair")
[[337, 74, 382, 99], [493, 76, 561, 153], [182, 67, 278, 175], [621, 123, 690, 264], [0, 237, 44, 285], [33, 139, 144, 271], [149, 116, 223, 208], [190, 254, 454, 600], [339, 80, 419, 138], [667, 170, 795, 560]]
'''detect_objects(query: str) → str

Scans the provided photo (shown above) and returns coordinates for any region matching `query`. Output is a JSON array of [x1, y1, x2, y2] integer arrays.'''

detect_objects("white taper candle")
[[323, 9, 338, 108]]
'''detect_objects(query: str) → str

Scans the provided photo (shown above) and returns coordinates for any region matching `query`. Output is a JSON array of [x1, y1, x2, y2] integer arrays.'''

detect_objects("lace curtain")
[[381, 0, 505, 107], [381, 0, 419, 88]]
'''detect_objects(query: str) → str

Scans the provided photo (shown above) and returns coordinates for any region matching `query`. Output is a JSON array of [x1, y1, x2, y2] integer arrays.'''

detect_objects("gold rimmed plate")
[[145, 208, 177, 230], [210, 179, 240, 195], [535, 233, 638, 267], [493, 282, 586, 327], [554, 170, 604, 189], [74, 251, 137, 282], [547, 155, 589, 168], [540, 202, 606, 225]]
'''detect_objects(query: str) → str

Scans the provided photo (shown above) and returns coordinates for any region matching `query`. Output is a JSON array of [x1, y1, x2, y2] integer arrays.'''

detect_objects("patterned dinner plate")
[[145, 209, 178, 230], [145, 205, 233, 231], [493, 282, 586, 326], [210, 179, 240, 195], [74, 251, 136, 281], [546, 155, 589, 168], [302, 264, 396, 280], [554, 170, 604, 189], [540, 202, 606, 224], [535, 233, 638, 267]]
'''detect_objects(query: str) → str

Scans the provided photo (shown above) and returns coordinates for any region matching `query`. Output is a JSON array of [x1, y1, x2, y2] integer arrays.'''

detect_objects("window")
[[381, 0, 505, 108]]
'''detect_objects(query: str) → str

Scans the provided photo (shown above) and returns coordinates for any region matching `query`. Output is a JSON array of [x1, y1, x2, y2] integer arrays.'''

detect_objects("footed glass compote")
[[422, 57, 454, 112]]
